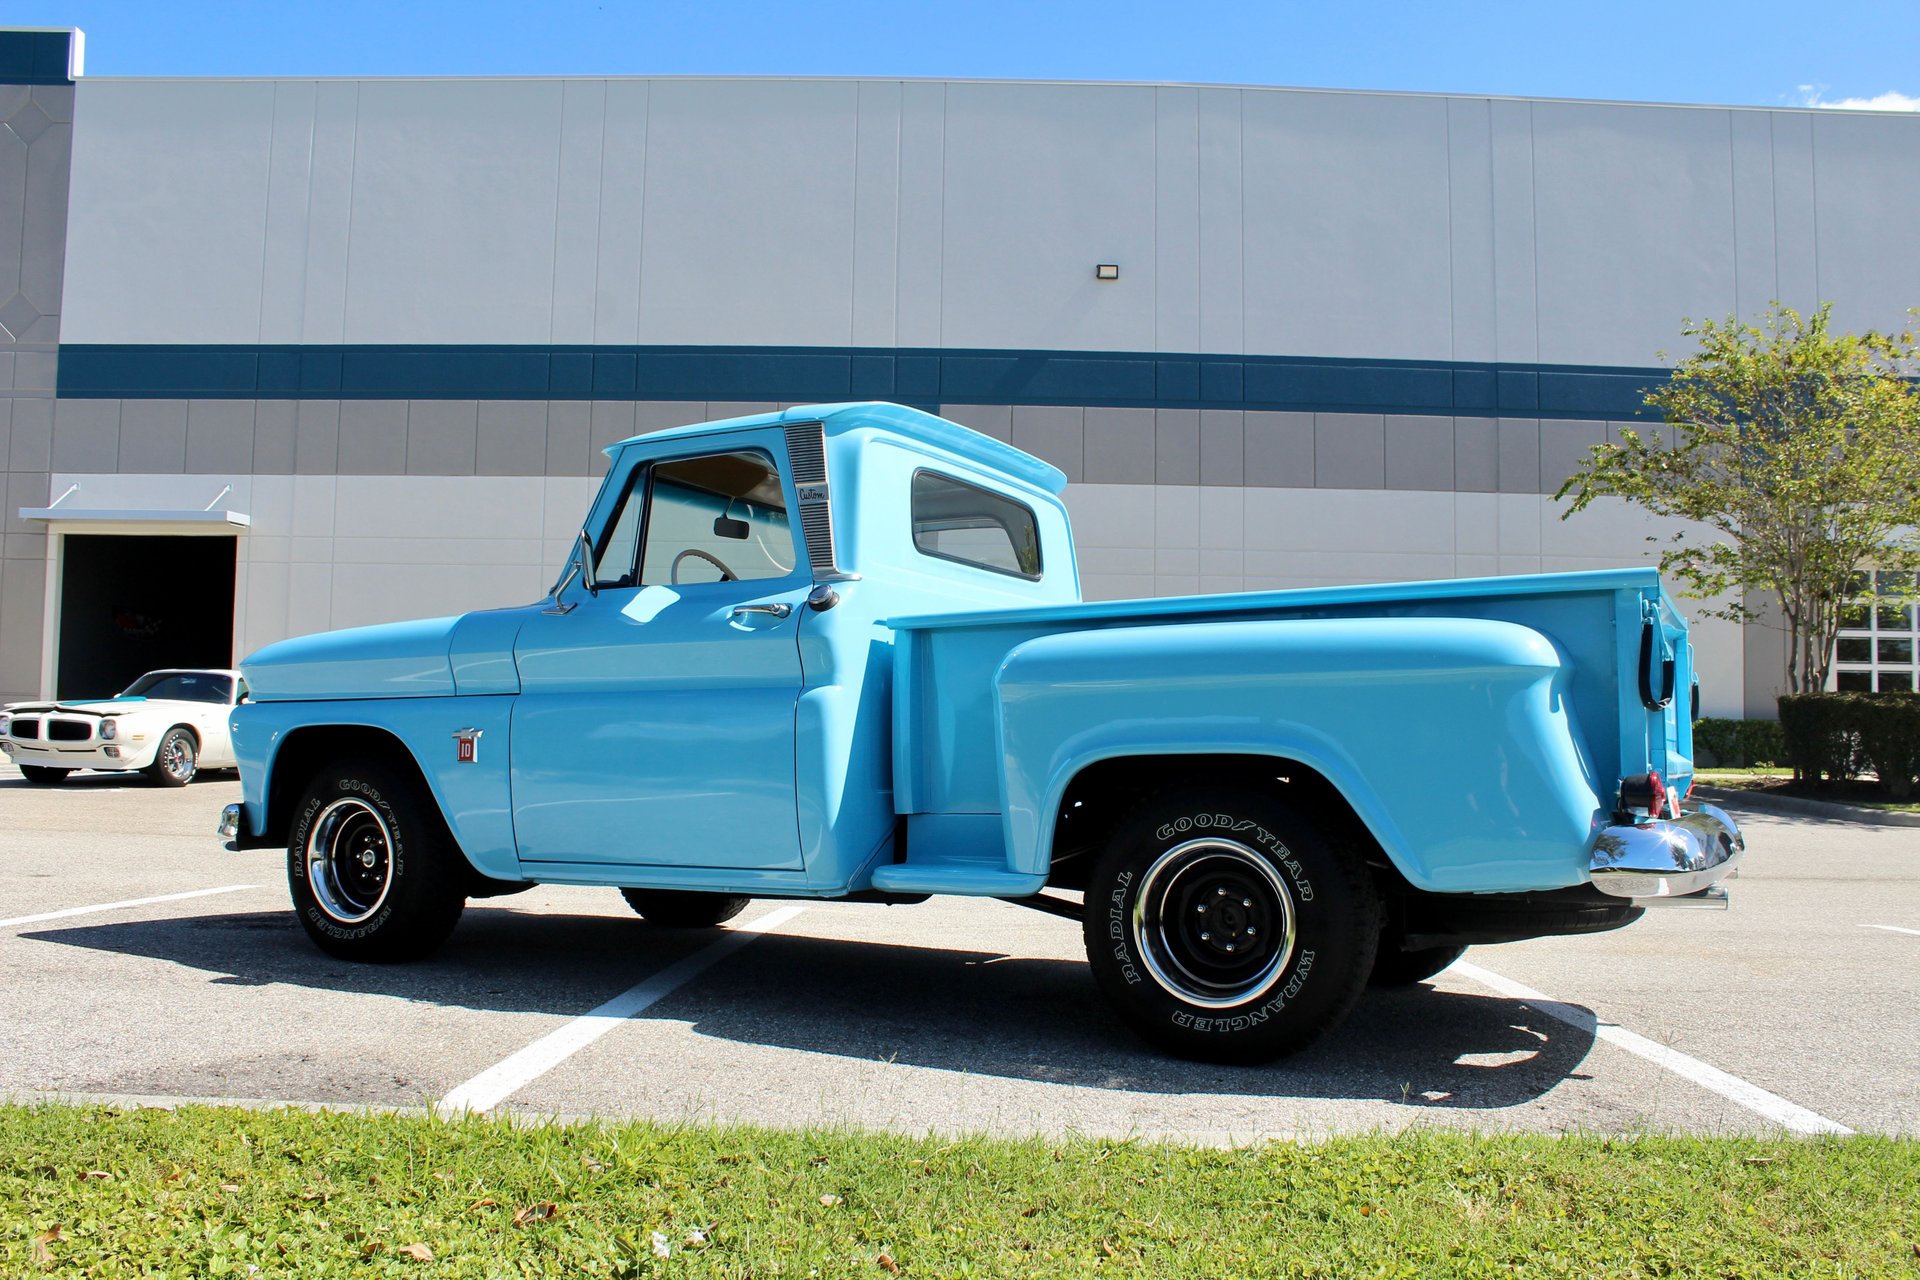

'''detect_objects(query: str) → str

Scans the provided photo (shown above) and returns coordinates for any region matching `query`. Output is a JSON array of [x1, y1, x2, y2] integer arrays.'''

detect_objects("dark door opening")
[[56, 534, 237, 701]]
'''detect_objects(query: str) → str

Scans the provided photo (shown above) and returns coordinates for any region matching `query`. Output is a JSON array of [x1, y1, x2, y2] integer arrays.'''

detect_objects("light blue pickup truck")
[[220, 402, 1743, 1062]]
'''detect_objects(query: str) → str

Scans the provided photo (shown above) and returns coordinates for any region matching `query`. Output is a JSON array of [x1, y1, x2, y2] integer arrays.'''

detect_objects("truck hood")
[[242, 616, 462, 702]]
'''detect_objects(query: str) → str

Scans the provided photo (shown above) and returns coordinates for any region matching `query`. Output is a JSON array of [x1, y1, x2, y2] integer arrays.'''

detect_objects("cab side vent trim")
[[783, 420, 853, 582]]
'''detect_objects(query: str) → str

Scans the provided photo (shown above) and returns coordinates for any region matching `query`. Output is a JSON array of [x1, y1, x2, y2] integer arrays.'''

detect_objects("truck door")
[[510, 437, 809, 870]]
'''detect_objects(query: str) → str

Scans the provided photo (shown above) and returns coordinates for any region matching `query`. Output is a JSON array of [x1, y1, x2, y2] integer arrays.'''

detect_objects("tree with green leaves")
[[1556, 302, 1920, 695]]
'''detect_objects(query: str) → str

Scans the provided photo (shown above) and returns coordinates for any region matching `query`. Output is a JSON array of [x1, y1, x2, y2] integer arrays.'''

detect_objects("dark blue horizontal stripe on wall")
[[0, 31, 75, 84], [56, 343, 1670, 420]]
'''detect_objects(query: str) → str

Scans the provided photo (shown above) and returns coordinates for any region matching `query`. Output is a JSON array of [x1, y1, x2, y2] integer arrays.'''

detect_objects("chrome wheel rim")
[[161, 735, 195, 781], [305, 797, 395, 925], [1132, 838, 1297, 1008]]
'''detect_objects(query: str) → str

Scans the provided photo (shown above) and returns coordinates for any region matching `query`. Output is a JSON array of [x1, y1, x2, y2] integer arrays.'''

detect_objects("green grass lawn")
[[3, 1105, 1916, 1277]]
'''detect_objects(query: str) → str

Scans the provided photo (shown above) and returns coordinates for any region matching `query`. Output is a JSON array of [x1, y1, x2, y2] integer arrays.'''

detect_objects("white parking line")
[[1863, 924, 1920, 937], [436, 904, 809, 1116], [0, 884, 258, 931], [1453, 961, 1853, 1136]]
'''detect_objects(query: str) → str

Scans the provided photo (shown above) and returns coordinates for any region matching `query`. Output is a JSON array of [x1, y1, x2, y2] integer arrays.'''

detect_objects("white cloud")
[[1794, 84, 1920, 111]]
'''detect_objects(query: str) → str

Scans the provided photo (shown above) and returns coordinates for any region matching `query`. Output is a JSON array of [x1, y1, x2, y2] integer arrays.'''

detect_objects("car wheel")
[[1082, 783, 1381, 1064], [619, 888, 751, 928], [1369, 941, 1468, 987], [20, 766, 71, 785], [287, 760, 467, 962], [144, 727, 198, 787]]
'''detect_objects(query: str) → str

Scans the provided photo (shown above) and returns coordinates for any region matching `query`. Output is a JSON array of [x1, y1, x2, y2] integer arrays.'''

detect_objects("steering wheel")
[[671, 548, 739, 584]]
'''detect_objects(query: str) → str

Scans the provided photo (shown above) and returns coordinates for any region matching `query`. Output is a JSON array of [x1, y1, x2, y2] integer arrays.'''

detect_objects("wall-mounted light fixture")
[[1094, 264, 1120, 281]]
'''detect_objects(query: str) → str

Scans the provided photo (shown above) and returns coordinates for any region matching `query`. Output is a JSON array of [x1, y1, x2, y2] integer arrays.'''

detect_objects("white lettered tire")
[[1082, 785, 1381, 1063], [287, 761, 467, 962]]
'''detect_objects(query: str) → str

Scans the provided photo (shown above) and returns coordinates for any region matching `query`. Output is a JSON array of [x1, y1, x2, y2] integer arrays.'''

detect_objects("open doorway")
[[56, 534, 237, 701]]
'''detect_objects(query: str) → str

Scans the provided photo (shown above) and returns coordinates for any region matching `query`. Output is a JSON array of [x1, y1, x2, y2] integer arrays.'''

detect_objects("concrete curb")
[[1692, 784, 1920, 829]]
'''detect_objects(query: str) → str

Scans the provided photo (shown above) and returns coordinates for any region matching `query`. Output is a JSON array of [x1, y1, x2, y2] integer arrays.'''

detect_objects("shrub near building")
[[1776, 693, 1920, 797], [1691, 717, 1786, 769]]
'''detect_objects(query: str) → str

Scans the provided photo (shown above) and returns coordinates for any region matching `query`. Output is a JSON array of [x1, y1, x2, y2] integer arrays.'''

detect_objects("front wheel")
[[20, 766, 71, 785], [144, 727, 198, 787], [1082, 784, 1381, 1064], [287, 761, 467, 962], [620, 888, 750, 928]]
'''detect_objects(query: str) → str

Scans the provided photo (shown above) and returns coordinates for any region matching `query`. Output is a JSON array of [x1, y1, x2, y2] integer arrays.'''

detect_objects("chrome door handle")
[[730, 603, 792, 620]]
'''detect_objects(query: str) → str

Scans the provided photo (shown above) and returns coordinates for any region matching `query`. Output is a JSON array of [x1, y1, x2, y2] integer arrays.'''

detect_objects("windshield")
[[119, 671, 233, 704]]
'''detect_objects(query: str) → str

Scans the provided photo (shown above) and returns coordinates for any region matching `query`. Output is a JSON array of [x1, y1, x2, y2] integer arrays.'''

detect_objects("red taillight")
[[1615, 772, 1678, 819]]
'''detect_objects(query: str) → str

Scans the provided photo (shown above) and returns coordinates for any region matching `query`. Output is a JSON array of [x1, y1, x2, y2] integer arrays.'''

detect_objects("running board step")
[[869, 863, 1046, 897]]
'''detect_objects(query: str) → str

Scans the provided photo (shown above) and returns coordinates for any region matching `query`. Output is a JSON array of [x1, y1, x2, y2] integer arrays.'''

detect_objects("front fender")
[[230, 695, 520, 880], [995, 617, 1605, 893]]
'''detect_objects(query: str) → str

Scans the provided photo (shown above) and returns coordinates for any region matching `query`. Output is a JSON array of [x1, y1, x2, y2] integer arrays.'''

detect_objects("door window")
[[638, 451, 798, 586]]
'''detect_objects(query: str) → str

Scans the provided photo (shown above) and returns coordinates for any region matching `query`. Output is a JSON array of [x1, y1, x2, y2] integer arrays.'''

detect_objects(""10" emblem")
[[452, 727, 483, 763]]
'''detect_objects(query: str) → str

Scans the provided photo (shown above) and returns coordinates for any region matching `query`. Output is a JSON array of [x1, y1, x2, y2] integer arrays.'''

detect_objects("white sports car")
[[0, 669, 246, 787]]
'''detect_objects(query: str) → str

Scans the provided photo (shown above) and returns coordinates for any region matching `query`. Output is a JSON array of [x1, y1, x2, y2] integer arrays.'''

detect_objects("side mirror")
[[577, 529, 599, 595]]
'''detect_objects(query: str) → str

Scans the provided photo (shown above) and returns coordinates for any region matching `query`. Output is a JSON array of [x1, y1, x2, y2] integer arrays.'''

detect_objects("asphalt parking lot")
[[2, 761, 1915, 1140]]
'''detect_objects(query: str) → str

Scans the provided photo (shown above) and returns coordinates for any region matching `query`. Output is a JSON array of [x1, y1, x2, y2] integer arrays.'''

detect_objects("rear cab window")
[[910, 470, 1043, 581]]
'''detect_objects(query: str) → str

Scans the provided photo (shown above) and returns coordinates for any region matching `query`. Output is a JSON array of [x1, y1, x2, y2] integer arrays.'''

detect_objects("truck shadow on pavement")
[[29, 905, 1595, 1110]]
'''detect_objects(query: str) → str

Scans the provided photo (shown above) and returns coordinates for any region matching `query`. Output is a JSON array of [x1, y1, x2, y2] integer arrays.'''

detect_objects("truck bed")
[[889, 568, 1691, 892]]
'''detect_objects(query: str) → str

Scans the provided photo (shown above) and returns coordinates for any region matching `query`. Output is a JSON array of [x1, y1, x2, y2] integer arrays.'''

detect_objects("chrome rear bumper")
[[1590, 803, 1744, 901]]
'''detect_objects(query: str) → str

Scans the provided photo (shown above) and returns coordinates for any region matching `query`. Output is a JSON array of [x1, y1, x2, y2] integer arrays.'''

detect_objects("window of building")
[[1832, 570, 1918, 692], [910, 470, 1043, 580]]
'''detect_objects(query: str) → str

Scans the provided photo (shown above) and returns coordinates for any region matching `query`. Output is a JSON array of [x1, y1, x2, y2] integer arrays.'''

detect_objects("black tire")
[[143, 726, 198, 787], [287, 760, 467, 962], [20, 765, 70, 785], [1369, 942, 1468, 987], [1082, 784, 1381, 1064], [619, 888, 750, 929]]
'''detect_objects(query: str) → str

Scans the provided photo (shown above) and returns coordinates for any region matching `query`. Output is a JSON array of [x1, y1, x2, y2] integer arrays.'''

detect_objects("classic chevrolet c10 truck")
[[219, 401, 1743, 1062]]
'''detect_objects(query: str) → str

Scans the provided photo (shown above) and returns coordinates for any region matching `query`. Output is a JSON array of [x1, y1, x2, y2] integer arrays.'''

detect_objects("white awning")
[[18, 507, 251, 528]]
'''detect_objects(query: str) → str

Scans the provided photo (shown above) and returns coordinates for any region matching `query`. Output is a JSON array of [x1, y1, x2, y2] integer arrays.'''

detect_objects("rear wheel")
[[20, 766, 70, 785], [287, 760, 466, 962], [619, 888, 750, 929], [1082, 783, 1381, 1064], [144, 727, 198, 787]]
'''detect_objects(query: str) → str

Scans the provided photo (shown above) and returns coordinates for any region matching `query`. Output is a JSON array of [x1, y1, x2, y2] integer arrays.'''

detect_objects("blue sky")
[[8, 0, 1919, 110]]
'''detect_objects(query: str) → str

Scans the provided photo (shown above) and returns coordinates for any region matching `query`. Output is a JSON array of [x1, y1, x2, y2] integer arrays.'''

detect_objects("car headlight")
[[0, 714, 9, 735], [99, 719, 118, 741]]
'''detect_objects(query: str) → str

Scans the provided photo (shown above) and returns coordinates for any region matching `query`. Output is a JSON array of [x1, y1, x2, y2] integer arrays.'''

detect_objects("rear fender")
[[994, 617, 1605, 894]]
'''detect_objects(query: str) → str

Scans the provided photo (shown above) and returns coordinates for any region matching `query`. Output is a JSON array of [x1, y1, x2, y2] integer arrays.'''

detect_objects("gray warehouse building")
[[4, 26, 1920, 712]]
